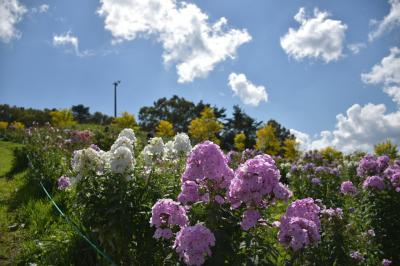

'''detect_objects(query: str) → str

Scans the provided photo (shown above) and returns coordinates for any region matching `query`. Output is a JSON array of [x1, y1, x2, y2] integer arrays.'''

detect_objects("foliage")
[[138, 95, 226, 133], [0, 104, 52, 126], [374, 139, 398, 159], [283, 138, 299, 160], [10, 121, 25, 130], [50, 109, 77, 128], [221, 105, 261, 150], [188, 107, 223, 144], [255, 124, 281, 155], [0, 121, 8, 129], [320, 146, 343, 162], [112, 111, 138, 129], [155, 120, 174, 138], [234, 132, 246, 151], [71, 104, 91, 123]]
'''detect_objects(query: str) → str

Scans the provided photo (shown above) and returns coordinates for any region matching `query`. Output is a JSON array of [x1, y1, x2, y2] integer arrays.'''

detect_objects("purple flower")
[[278, 198, 321, 251], [174, 224, 216, 266], [357, 154, 388, 177], [228, 155, 282, 209], [154, 228, 173, 239], [311, 177, 321, 185], [90, 144, 101, 152], [57, 176, 71, 190], [273, 183, 293, 201], [180, 141, 233, 204], [214, 195, 225, 205], [384, 163, 400, 192], [363, 176, 385, 191], [178, 181, 201, 204], [340, 180, 357, 195], [150, 199, 188, 239], [240, 209, 261, 231], [350, 251, 364, 262], [377, 155, 390, 172], [382, 259, 392, 266]]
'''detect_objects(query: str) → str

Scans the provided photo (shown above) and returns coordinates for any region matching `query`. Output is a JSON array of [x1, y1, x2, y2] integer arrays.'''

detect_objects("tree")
[[266, 119, 294, 144], [138, 95, 225, 133], [283, 138, 299, 161], [112, 112, 138, 129], [156, 120, 175, 138], [188, 107, 223, 145], [320, 146, 342, 162], [374, 139, 398, 159], [221, 105, 261, 150], [72, 104, 91, 123], [50, 109, 76, 128], [255, 124, 281, 155], [0, 121, 8, 129], [90, 112, 113, 125], [234, 132, 246, 151]]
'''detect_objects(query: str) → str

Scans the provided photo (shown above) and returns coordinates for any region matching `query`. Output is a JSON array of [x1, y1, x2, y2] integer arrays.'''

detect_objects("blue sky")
[[1, 0, 400, 151]]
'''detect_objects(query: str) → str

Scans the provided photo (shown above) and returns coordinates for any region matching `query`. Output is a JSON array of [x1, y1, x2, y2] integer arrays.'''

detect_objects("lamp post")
[[113, 80, 121, 118]]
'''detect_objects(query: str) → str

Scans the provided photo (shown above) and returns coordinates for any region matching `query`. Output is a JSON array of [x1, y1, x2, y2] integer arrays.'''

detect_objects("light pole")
[[113, 80, 121, 118]]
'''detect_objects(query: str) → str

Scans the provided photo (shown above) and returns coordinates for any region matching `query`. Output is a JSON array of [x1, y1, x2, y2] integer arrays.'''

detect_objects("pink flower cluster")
[[278, 198, 321, 251], [228, 155, 291, 230], [362, 175, 385, 191], [384, 162, 400, 192], [178, 141, 234, 204], [150, 199, 189, 239], [357, 155, 389, 177], [340, 180, 357, 195], [240, 209, 261, 231], [57, 176, 71, 190], [173, 224, 216, 266], [228, 155, 290, 208]]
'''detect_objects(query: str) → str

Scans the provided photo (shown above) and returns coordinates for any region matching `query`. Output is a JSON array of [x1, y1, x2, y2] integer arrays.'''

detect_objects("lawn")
[[0, 141, 28, 264]]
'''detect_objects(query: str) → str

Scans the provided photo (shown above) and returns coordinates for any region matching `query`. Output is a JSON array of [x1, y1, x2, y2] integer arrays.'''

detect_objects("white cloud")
[[292, 104, 400, 152], [53, 31, 93, 57], [53, 32, 79, 53], [362, 47, 400, 105], [228, 73, 268, 106], [0, 0, 27, 43], [347, 43, 366, 55], [97, 0, 251, 83], [361, 47, 400, 86], [369, 0, 400, 41], [292, 47, 400, 152], [280, 7, 347, 63], [38, 4, 49, 13]]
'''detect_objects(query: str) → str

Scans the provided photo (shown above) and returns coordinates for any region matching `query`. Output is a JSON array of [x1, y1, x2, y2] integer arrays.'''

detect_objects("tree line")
[[0, 96, 296, 156]]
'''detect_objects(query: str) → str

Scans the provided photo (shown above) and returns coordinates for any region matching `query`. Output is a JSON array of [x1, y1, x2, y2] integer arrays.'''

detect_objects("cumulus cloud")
[[292, 47, 400, 152], [0, 0, 27, 43], [292, 104, 400, 152], [369, 0, 400, 41], [280, 7, 347, 63], [362, 47, 400, 105], [347, 43, 366, 55], [97, 0, 251, 83], [228, 73, 268, 106]]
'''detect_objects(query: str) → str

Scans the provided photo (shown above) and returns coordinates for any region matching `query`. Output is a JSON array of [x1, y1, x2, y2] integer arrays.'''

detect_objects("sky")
[[0, 0, 400, 152]]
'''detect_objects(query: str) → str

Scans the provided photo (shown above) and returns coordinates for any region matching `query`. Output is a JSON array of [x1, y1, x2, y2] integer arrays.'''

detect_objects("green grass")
[[0, 141, 28, 264]]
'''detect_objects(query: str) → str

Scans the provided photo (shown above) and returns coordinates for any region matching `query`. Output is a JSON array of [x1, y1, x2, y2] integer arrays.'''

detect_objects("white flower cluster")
[[71, 128, 136, 177], [71, 148, 104, 175], [140, 133, 192, 165]]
